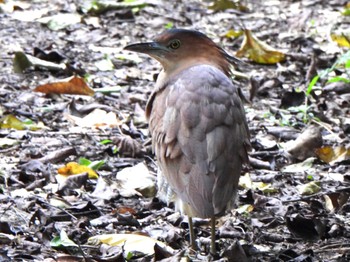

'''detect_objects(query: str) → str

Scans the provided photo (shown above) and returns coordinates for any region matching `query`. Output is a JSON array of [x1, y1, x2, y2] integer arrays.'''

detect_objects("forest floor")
[[1, 0, 350, 261]]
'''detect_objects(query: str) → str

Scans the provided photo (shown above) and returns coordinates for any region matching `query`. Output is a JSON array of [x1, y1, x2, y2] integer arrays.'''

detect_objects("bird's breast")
[[148, 64, 249, 218]]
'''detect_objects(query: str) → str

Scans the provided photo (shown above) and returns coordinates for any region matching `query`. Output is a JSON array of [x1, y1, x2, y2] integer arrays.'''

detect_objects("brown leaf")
[[285, 126, 323, 161], [315, 146, 350, 164], [34, 76, 94, 96], [209, 0, 248, 11]]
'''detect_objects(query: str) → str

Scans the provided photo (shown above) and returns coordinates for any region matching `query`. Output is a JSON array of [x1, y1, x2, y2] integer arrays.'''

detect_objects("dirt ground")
[[1, 0, 350, 261]]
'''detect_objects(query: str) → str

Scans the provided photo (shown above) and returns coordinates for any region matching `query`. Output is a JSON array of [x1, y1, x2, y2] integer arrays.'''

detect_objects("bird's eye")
[[169, 39, 181, 49]]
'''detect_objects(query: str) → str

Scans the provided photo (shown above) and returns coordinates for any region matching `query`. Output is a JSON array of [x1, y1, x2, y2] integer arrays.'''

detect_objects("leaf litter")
[[0, 0, 350, 261]]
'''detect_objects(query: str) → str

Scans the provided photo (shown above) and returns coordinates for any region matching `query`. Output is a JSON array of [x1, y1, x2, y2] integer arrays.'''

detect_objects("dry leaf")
[[315, 146, 350, 165], [236, 30, 285, 64], [116, 163, 156, 198], [34, 76, 95, 96], [65, 108, 121, 129], [0, 114, 43, 130], [88, 233, 173, 256], [57, 162, 98, 179], [298, 181, 321, 195], [209, 0, 248, 11], [285, 126, 323, 161], [225, 29, 243, 39], [330, 33, 350, 48]]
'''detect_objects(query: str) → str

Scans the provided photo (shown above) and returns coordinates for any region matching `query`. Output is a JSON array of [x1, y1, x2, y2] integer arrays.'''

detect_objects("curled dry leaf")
[[236, 30, 286, 64], [285, 126, 323, 161], [113, 134, 143, 157], [34, 76, 95, 96]]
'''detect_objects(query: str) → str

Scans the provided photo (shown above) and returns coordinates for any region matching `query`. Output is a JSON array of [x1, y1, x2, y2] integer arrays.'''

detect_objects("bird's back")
[[147, 64, 249, 218]]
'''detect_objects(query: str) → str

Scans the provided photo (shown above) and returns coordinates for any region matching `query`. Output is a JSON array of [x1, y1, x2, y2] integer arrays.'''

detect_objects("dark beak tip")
[[123, 44, 135, 51], [123, 43, 147, 53]]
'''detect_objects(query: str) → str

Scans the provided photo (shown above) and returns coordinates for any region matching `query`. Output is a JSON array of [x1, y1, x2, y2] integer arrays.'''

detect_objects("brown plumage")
[[125, 29, 250, 254]]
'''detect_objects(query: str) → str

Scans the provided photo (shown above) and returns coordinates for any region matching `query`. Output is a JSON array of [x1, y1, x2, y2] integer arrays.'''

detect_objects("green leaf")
[[164, 22, 173, 29], [306, 75, 320, 96], [78, 157, 91, 166], [13, 52, 32, 73], [327, 76, 350, 83], [113, 146, 119, 154], [100, 139, 112, 145], [306, 174, 314, 181], [342, 8, 350, 16], [346, 59, 350, 69], [88, 160, 105, 170], [51, 230, 78, 248]]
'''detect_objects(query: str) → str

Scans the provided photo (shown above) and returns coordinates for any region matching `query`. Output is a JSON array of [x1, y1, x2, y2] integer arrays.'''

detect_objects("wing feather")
[[147, 65, 250, 218]]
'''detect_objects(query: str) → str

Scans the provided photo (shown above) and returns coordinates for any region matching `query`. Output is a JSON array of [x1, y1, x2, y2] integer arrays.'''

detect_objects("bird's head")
[[124, 29, 237, 77]]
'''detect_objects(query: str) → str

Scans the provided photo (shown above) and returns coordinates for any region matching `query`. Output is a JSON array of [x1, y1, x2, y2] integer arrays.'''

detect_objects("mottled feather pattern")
[[147, 65, 249, 218]]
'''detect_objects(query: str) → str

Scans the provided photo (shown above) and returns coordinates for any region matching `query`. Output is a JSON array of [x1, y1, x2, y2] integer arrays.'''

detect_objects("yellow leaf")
[[330, 33, 350, 47], [236, 204, 254, 214], [57, 162, 98, 179], [252, 182, 278, 194], [236, 29, 286, 64], [0, 115, 26, 130], [0, 114, 43, 131], [225, 29, 243, 39]]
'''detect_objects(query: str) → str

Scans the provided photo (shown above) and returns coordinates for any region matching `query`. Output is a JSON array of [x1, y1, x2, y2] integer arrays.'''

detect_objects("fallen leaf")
[[298, 181, 321, 195], [236, 29, 285, 64], [34, 76, 95, 96], [12, 8, 49, 22], [330, 33, 350, 48], [281, 157, 316, 173], [65, 108, 121, 129], [57, 162, 98, 179], [0, 114, 44, 130], [95, 57, 114, 71], [51, 230, 78, 248], [239, 173, 277, 193], [83, 0, 148, 14], [116, 162, 156, 197], [0, 138, 19, 147], [209, 0, 248, 11], [13, 51, 66, 73], [87, 233, 173, 256], [315, 146, 350, 165], [224, 29, 243, 39], [37, 13, 81, 31], [236, 204, 254, 214], [285, 126, 323, 161]]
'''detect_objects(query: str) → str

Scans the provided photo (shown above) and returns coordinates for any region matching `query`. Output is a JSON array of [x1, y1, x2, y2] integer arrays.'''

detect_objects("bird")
[[124, 29, 250, 255]]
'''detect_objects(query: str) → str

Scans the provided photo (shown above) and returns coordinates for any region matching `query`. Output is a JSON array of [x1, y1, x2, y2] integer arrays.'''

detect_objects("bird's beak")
[[124, 42, 169, 54]]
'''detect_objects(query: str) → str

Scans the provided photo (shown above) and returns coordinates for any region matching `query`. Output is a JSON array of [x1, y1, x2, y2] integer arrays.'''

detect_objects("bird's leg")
[[188, 216, 197, 250], [210, 216, 216, 254]]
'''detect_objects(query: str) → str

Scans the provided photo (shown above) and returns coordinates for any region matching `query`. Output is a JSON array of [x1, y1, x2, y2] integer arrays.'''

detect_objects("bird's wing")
[[147, 65, 250, 218]]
